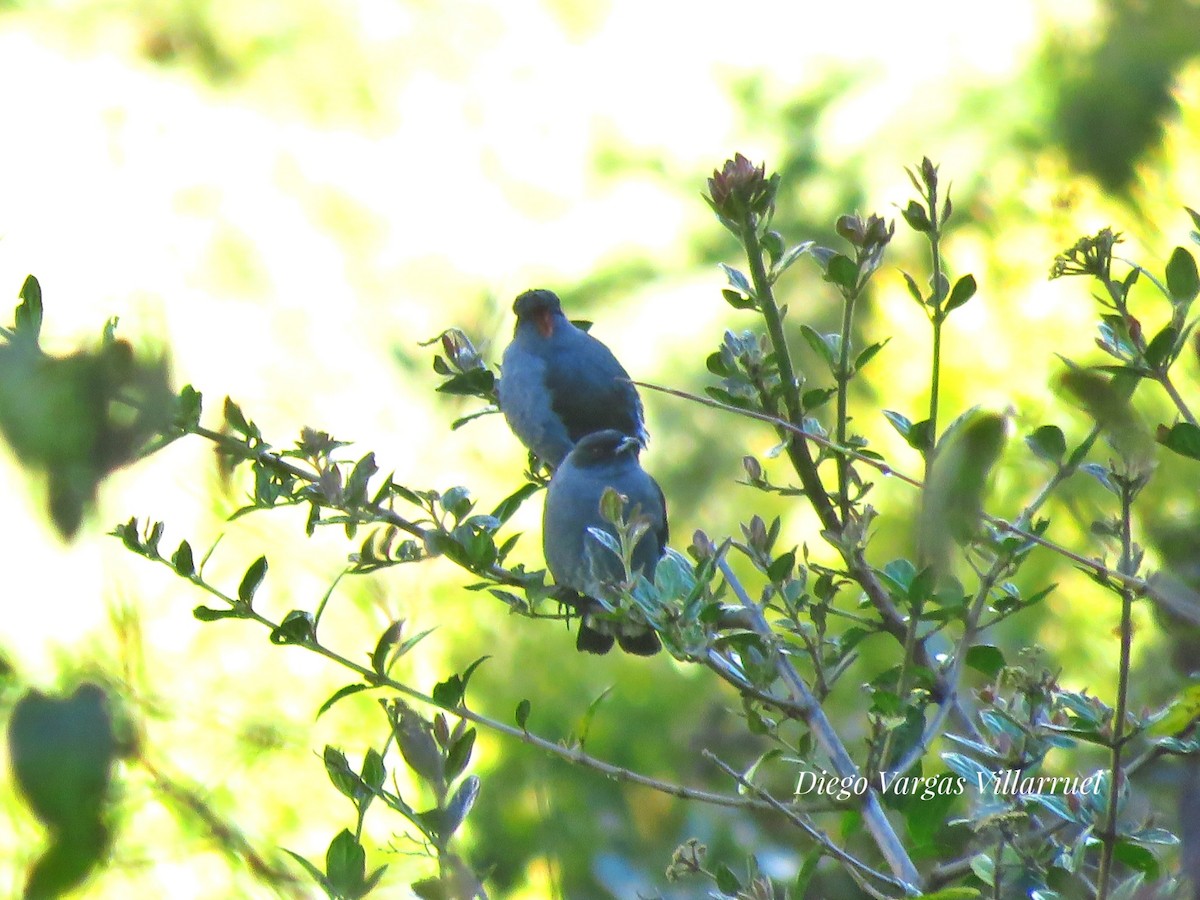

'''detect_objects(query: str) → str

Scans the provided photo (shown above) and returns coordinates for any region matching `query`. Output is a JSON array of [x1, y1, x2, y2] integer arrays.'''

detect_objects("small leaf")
[[901, 271, 925, 305], [854, 339, 889, 371], [824, 253, 859, 291], [901, 200, 931, 233], [1143, 325, 1178, 370], [715, 863, 743, 894], [1025, 425, 1066, 464], [766, 550, 795, 583], [15, 275, 44, 345], [1166, 246, 1199, 304], [238, 556, 268, 604], [395, 711, 443, 786], [944, 274, 977, 313], [576, 686, 614, 749], [325, 829, 366, 897], [719, 263, 753, 296], [965, 645, 1005, 678], [883, 409, 912, 438], [445, 729, 476, 783], [371, 620, 405, 676], [171, 540, 195, 577], [442, 775, 480, 838], [722, 289, 756, 310], [269, 610, 315, 645], [799, 324, 837, 372], [316, 684, 371, 719], [515, 699, 531, 730], [1157, 422, 1200, 462], [1149, 682, 1200, 736], [193, 605, 245, 622], [432, 675, 464, 708]]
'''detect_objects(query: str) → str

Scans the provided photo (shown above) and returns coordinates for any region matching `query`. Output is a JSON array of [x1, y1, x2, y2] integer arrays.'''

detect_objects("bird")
[[498, 289, 647, 469], [543, 429, 667, 655]]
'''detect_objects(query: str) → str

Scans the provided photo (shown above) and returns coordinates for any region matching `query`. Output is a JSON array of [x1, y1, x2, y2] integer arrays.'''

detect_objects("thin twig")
[[703, 750, 917, 899], [716, 558, 922, 888]]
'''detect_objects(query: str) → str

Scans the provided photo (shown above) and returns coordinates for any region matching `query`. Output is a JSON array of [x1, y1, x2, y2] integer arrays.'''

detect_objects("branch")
[[716, 558, 922, 889]]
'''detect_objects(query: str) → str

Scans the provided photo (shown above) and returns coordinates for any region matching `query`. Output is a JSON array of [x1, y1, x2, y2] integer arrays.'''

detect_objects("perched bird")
[[498, 289, 647, 468], [543, 429, 667, 655]]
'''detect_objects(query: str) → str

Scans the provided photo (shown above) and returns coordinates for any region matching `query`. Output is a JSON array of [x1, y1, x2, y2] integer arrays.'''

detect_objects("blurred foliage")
[[1039, 0, 1200, 195]]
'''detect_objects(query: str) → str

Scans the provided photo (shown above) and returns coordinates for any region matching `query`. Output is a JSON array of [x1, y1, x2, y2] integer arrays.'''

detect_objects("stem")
[[925, 242, 944, 473], [740, 219, 841, 534], [141, 549, 767, 812], [835, 279, 859, 523], [1159, 370, 1198, 427], [1096, 482, 1137, 900], [703, 751, 916, 897], [717, 558, 923, 889]]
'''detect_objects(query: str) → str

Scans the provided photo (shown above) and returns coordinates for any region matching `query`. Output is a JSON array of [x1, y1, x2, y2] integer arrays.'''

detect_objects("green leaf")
[[223, 396, 253, 437], [1058, 367, 1153, 469], [8, 684, 118, 836], [718, 263, 753, 296], [802, 387, 836, 410], [371, 620, 406, 676], [316, 684, 371, 720], [907, 418, 932, 453], [345, 452, 378, 504], [854, 338, 890, 371], [1025, 425, 1066, 464], [882, 409, 912, 438], [171, 540, 195, 577], [445, 728, 476, 783], [432, 675, 464, 709], [238, 556, 268, 604], [772, 241, 813, 279], [516, 699, 531, 729], [715, 863, 743, 894], [15, 274, 43, 345], [325, 829, 366, 897], [1149, 682, 1200, 736], [824, 253, 859, 291], [920, 411, 1007, 571], [722, 288, 756, 310], [799, 324, 837, 372], [766, 550, 795, 582], [1157, 422, 1200, 462], [490, 481, 541, 523], [1113, 839, 1158, 878], [322, 746, 360, 799], [193, 605, 246, 622], [1143, 325, 1178, 370], [269, 610, 315, 645], [1166, 246, 1199, 304], [435, 368, 495, 396], [942, 274, 976, 314], [901, 200, 931, 233], [442, 775, 480, 838], [965, 645, 1005, 678], [575, 685, 614, 749], [901, 271, 925, 305], [395, 710, 443, 786], [361, 748, 386, 793], [281, 849, 331, 893]]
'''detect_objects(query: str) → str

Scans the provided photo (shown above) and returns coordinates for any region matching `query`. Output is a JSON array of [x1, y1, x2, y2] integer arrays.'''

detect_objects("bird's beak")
[[535, 308, 555, 338], [616, 435, 643, 456]]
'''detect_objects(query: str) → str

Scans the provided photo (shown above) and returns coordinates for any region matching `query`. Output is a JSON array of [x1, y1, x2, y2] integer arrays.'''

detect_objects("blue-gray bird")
[[498, 289, 647, 468], [543, 429, 666, 655]]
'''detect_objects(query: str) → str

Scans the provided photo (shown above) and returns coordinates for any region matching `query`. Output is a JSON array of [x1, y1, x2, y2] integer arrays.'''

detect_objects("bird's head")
[[567, 429, 643, 468], [512, 289, 564, 339]]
